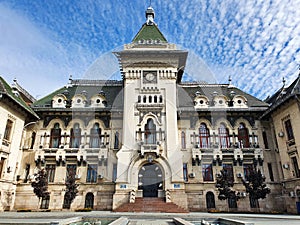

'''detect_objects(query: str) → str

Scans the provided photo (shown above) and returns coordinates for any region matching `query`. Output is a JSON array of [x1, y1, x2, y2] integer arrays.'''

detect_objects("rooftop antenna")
[[228, 75, 232, 85], [282, 77, 286, 87]]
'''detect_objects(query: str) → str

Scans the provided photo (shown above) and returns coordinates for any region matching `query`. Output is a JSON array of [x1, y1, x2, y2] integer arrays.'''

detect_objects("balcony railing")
[[140, 143, 160, 157], [192, 145, 263, 162], [35, 144, 109, 165]]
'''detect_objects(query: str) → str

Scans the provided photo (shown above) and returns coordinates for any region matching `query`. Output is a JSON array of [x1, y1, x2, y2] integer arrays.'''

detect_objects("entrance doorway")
[[138, 163, 163, 197]]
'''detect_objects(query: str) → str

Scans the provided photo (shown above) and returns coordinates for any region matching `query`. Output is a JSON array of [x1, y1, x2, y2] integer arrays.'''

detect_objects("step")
[[114, 197, 188, 213]]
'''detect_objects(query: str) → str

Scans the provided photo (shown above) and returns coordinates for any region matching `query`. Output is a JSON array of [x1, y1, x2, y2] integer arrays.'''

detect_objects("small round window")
[[237, 99, 242, 104], [219, 100, 223, 104], [96, 99, 101, 104], [77, 99, 81, 103], [58, 98, 62, 103], [199, 100, 204, 104]]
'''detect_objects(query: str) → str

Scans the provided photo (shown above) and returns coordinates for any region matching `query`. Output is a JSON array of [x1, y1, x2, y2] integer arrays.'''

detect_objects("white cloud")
[[0, 3, 95, 98]]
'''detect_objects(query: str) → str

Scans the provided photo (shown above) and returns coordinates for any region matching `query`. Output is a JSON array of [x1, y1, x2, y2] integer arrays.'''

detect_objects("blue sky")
[[0, 0, 300, 100]]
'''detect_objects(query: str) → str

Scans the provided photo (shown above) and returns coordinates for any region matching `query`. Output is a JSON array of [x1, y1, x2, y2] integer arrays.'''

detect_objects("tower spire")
[[146, 5, 155, 25]]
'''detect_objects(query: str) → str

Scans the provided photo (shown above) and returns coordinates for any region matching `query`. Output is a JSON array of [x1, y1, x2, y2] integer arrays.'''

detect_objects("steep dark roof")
[[262, 75, 300, 118], [178, 82, 269, 111], [32, 79, 123, 111], [132, 23, 167, 43], [0, 76, 39, 119]]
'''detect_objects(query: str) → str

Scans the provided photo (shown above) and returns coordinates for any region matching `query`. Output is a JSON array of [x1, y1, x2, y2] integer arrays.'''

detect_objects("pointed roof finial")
[[282, 77, 286, 86], [228, 75, 232, 85], [146, 5, 155, 25]]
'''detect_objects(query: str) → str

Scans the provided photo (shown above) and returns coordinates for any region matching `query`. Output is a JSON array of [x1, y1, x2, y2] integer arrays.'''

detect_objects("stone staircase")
[[114, 197, 188, 213]]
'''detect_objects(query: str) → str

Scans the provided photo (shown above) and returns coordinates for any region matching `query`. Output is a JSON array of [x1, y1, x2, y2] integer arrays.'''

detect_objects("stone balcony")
[[35, 144, 109, 164], [192, 144, 263, 163], [136, 103, 164, 111], [139, 142, 161, 157]]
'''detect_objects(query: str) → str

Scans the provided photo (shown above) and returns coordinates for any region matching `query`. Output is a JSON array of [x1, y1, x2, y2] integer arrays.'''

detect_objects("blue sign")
[[174, 184, 180, 188]]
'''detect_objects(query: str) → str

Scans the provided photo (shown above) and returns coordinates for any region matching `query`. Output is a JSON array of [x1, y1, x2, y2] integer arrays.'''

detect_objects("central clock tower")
[[112, 6, 188, 210]]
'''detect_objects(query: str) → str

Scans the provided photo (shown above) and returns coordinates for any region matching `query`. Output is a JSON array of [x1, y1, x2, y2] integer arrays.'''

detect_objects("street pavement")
[[0, 211, 299, 225]]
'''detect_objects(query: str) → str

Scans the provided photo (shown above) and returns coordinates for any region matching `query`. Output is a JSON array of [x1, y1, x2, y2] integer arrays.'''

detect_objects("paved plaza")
[[0, 211, 299, 225]]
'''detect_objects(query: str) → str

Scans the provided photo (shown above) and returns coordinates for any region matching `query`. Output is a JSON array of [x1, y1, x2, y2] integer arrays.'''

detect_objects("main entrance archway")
[[138, 163, 163, 197]]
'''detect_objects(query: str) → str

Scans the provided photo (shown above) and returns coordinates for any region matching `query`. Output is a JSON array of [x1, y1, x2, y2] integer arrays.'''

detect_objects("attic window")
[[58, 99, 62, 103], [200, 100, 204, 104], [237, 100, 242, 104], [77, 99, 81, 103], [219, 100, 223, 104], [96, 99, 101, 104]]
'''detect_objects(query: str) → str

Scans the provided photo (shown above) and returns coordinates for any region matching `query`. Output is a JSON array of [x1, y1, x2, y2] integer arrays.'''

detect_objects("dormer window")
[[90, 94, 107, 108], [232, 95, 248, 108], [194, 95, 209, 108], [52, 94, 67, 108], [213, 95, 228, 108], [71, 94, 86, 108]]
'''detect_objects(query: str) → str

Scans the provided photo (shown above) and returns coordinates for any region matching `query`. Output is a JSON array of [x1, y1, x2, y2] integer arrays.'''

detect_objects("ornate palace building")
[[0, 6, 299, 213]]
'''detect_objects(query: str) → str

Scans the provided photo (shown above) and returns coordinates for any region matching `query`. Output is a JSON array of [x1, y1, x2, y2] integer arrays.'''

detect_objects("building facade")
[[262, 75, 300, 213], [1, 6, 299, 213], [0, 78, 38, 211]]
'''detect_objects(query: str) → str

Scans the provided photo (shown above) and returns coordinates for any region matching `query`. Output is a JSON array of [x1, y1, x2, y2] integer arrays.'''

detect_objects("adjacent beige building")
[[262, 75, 300, 213], [0, 77, 38, 211]]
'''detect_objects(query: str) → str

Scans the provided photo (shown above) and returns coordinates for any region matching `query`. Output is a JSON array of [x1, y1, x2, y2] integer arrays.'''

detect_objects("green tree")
[[215, 168, 239, 201], [31, 168, 49, 209], [63, 170, 79, 209], [242, 166, 270, 207]]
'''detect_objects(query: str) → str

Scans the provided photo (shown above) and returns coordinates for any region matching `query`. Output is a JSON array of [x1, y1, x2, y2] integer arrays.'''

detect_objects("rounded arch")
[[52, 94, 67, 108], [90, 94, 107, 107], [84, 192, 94, 209], [71, 93, 87, 101], [212, 95, 229, 107], [206, 191, 216, 209], [127, 155, 172, 190], [194, 95, 209, 108], [140, 113, 162, 127], [214, 118, 233, 130], [137, 162, 164, 197], [66, 119, 85, 130], [195, 119, 212, 131], [86, 119, 107, 130], [46, 119, 65, 130], [233, 118, 252, 131]]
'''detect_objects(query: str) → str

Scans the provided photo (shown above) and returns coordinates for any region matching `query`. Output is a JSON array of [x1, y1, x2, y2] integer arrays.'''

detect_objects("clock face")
[[143, 71, 157, 83], [146, 73, 155, 81]]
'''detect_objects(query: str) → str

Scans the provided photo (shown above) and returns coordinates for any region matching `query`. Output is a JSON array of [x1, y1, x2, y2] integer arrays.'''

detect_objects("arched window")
[[50, 123, 61, 148], [154, 95, 158, 103], [250, 196, 259, 208], [145, 119, 156, 144], [238, 123, 249, 148], [159, 95, 163, 103], [30, 132, 36, 149], [40, 195, 50, 209], [149, 96, 152, 103], [228, 196, 237, 208], [114, 131, 119, 149], [70, 123, 81, 148], [90, 123, 101, 148], [143, 95, 147, 103], [206, 192, 216, 209], [219, 123, 229, 148], [85, 192, 94, 209], [63, 193, 71, 209], [199, 123, 210, 148], [181, 131, 186, 149], [138, 95, 141, 103]]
